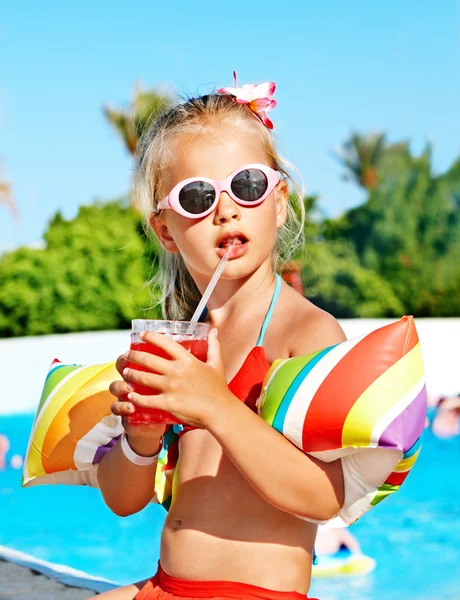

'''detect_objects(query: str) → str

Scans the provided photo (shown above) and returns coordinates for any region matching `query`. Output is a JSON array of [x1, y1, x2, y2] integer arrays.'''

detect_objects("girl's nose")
[[213, 192, 241, 224]]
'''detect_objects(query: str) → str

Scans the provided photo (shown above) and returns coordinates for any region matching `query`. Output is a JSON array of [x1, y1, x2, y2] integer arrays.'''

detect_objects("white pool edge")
[[0, 544, 117, 593]]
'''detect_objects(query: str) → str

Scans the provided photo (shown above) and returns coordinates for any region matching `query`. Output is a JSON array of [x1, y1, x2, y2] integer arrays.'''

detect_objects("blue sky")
[[0, 1, 458, 252]]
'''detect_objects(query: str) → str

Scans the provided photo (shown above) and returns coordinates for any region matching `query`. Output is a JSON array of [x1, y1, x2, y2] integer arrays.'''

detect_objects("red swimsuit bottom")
[[135, 562, 318, 600]]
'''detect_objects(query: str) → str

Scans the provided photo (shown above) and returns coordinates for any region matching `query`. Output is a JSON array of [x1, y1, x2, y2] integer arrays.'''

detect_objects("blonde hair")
[[134, 93, 305, 320]]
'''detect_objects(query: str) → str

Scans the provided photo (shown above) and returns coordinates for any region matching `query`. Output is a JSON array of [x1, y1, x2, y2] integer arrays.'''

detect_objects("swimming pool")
[[1, 414, 459, 600]]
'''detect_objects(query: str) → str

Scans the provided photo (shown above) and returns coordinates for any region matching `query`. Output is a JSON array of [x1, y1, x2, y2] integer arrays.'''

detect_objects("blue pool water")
[[1, 414, 459, 600]]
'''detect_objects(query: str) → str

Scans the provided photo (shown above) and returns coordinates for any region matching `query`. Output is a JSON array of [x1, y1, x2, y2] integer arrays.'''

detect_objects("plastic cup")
[[125, 320, 209, 425]]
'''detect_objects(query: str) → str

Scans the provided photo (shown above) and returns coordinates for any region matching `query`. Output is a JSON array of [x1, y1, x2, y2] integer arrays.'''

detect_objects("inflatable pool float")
[[312, 547, 376, 578]]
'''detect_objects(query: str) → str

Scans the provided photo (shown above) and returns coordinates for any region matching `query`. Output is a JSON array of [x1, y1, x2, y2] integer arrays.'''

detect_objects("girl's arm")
[[97, 354, 165, 517], [97, 432, 163, 517], [209, 312, 346, 522], [209, 396, 344, 522]]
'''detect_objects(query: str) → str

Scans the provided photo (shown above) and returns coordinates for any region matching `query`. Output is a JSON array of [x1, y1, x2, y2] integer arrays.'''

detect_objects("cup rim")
[[131, 319, 209, 336]]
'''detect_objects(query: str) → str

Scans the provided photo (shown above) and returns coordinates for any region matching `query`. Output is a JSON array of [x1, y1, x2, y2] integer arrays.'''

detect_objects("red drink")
[[125, 321, 209, 425]]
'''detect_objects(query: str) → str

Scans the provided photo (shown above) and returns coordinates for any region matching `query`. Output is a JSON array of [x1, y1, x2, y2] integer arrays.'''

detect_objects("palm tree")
[[103, 85, 174, 155], [0, 164, 17, 219], [333, 133, 386, 189]]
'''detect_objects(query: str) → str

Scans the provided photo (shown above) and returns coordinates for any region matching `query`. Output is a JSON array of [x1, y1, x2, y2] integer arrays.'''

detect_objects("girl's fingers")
[[111, 401, 135, 416], [109, 380, 133, 398], [115, 352, 130, 376], [139, 331, 187, 360], [122, 367, 163, 391], [127, 391, 165, 409], [125, 349, 171, 374]]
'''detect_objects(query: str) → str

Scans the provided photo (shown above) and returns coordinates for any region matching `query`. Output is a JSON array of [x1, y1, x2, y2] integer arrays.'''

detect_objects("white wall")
[[339, 319, 459, 405], [0, 319, 458, 415]]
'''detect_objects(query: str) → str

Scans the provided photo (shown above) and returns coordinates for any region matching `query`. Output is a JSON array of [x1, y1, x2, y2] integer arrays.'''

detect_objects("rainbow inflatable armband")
[[257, 316, 426, 525]]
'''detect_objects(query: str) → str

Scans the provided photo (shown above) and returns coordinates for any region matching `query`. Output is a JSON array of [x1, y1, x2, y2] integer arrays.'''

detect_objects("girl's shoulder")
[[276, 283, 347, 358]]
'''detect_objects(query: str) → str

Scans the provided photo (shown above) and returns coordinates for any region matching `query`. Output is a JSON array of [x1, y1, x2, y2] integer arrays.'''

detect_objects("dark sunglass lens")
[[231, 169, 268, 202], [178, 181, 216, 214]]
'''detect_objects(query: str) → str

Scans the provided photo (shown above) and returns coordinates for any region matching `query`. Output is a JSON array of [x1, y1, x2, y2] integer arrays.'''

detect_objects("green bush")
[[2, 130, 459, 338], [0, 201, 162, 337], [301, 240, 404, 318], [323, 142, 460, 316]]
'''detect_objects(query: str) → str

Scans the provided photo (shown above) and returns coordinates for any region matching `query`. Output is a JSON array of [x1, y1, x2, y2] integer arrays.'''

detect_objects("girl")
[[96, 79, 346, 600]]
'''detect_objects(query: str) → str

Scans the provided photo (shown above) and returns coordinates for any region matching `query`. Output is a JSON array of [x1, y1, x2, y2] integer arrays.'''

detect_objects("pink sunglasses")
[[156, 163, 281, 219]]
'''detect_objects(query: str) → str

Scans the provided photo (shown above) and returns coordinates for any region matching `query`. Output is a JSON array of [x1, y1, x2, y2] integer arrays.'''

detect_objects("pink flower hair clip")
[[218, 72, 277, 130]]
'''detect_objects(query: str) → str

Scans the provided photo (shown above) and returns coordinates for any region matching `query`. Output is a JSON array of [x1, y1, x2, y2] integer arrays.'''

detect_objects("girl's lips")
[[216, 242, 249, 259]]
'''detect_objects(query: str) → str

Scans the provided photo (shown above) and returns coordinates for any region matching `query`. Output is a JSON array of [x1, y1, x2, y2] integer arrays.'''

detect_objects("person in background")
[[431, 394, 460, 439], [314, 525, 361, 556], [281, 260, 304, 295], [0, 434, 10, 471]]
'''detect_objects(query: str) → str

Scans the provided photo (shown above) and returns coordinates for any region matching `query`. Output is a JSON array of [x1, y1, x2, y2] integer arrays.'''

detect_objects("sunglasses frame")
[[156, 163, 281, 219]]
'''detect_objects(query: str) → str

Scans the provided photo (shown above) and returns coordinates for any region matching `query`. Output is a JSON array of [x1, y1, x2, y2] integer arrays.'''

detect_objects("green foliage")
[[333, 132, 386, 189], [0, 201, 162, 337], [301, 240, 404, 318], [2, 130, 459, 338], [103, 87, 173, 155], [323, 135, 460, 316]]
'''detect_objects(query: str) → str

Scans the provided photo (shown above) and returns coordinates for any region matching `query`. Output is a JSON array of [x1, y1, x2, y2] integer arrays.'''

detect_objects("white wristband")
[[120, 432, 163, 466]]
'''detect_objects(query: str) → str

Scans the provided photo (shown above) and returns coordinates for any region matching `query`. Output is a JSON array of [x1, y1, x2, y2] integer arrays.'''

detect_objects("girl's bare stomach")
[[159, 430, 317, 594]]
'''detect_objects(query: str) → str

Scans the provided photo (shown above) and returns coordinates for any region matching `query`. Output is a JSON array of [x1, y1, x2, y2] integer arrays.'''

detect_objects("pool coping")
[[0, 544, 117, 594]]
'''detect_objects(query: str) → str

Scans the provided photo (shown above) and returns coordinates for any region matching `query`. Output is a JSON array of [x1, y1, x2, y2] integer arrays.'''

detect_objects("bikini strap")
[[256, 274, 282, 347]]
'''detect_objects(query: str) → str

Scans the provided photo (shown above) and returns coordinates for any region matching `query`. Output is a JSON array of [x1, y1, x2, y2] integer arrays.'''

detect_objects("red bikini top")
[[228, 346, 271, 411], [175, 345, 271, 438]]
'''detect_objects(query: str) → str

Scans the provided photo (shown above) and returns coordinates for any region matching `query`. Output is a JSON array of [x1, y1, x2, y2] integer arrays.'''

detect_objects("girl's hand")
[[109, 352, 166, 439], [123, 328, 233, 428]]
